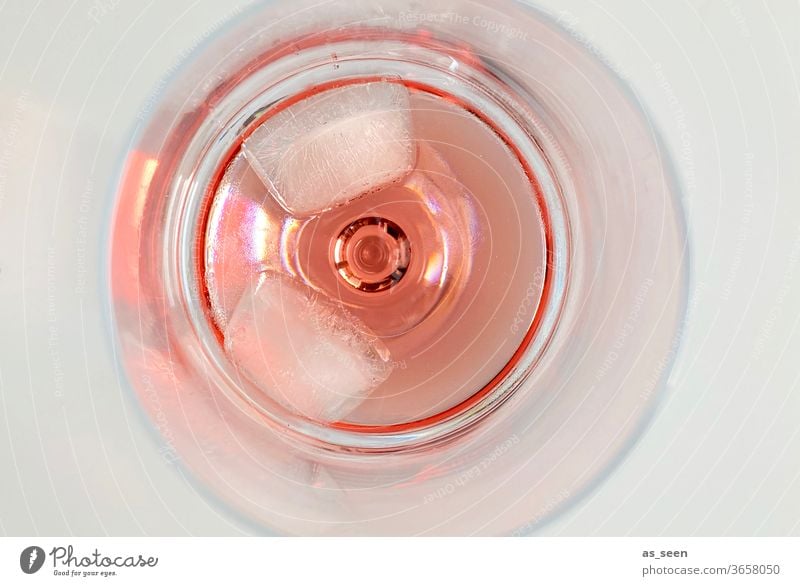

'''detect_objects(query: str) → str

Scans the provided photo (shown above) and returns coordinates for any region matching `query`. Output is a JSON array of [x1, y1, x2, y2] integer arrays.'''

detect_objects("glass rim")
[[159, 36, 571, 451]]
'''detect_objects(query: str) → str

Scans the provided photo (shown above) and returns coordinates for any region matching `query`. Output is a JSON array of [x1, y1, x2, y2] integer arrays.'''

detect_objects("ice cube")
[[224, 272, 393, 422], [242, 81, 415, 216]]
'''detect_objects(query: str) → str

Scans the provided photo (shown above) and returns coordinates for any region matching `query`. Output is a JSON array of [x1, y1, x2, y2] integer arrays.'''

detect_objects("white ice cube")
[[224, 272, 392, 422], [242, 81, 415, 216]]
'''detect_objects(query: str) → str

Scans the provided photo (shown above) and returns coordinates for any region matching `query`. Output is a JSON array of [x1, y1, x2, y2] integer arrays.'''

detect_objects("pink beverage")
[[204, 79, 550, 429], [110, 0, 687, 534]]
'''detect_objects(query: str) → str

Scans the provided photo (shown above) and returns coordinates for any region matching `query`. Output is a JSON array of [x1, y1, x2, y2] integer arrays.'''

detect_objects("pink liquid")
[[203, 80, 549, 428]]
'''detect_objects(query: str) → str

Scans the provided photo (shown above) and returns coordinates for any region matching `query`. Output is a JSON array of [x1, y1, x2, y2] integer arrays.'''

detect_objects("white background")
[[0, 0, 798, 535]]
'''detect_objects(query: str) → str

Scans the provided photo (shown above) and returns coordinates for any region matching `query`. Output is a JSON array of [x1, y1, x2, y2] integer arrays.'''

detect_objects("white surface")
[[0, 0, 798, 535]]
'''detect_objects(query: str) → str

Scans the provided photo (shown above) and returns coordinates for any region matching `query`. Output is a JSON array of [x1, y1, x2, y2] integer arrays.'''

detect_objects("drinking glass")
[[109, 0, 688, 535]]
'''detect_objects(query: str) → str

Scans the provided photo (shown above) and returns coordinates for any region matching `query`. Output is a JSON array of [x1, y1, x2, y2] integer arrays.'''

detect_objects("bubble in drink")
[[242, 81, 415, 216]]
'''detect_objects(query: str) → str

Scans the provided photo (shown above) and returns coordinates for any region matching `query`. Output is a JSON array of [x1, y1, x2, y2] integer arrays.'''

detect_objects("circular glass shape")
[[109, 0, 688, 535]]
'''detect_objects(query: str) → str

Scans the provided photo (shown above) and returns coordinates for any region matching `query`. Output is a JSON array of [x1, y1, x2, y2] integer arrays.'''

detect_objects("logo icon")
[[20, 546, 45, 574]]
